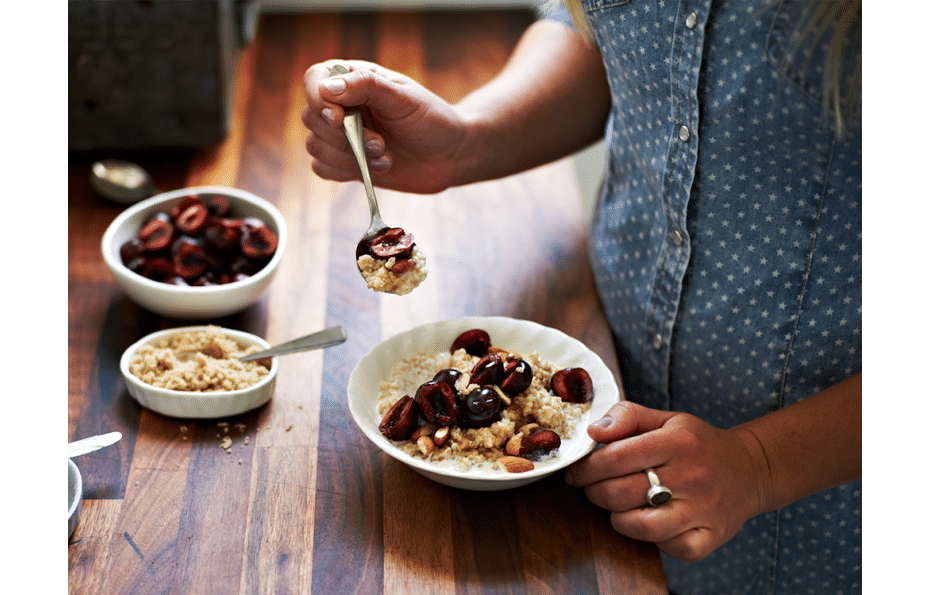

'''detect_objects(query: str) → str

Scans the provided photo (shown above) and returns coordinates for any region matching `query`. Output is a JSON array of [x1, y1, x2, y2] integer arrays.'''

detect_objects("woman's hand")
[[566, 401, 771, 562], [301, 60, 469, 194]]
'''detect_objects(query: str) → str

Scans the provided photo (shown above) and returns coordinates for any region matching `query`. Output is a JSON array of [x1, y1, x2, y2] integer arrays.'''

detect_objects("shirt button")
[[652, 334, 663, 350], [685, 12, 698, 29], [678, 125, 691, 141], [671, 229, 684, 246]]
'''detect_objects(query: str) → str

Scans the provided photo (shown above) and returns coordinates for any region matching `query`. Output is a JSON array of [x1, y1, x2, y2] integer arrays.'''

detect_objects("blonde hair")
[[554, 0, 861, 135]]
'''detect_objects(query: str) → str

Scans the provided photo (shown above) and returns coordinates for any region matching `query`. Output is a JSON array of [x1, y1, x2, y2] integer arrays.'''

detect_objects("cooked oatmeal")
[[358, 245, 428, 296], [377, 346, 590, 471], [128, 325, 270, 392]]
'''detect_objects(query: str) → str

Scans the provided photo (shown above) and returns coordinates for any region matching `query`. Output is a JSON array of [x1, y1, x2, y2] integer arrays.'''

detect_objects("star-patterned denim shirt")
[[549, 2, 861, 594]]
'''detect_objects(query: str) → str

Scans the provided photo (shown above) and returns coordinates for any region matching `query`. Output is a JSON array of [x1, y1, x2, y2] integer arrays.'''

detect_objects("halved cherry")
[[141, 257, 175, 281], [500, 358, 533, 395], [175, 203, 209, 235], [450, 329, 492, 356], [414, 380, 458, 426], [173, 242, 209, 279], [379, 395, 418, 441], [205, 195, 231, 217], [229, 255, 261, 276], [170, 194, 202, 221], [240, 224, 278, 259], [139, 213, 174, 252], [470, 353, 504, 387], [551, 367, 594, 403], [204, 222, 239, 254], [386, 258, 416, 273], [120, 237, 145, 264], [518, 430, 561, 460], [369, 227, 414, 259]]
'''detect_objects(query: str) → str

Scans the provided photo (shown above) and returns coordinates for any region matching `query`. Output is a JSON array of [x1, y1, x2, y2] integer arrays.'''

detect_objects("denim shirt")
[[550, 2, 861, 594]]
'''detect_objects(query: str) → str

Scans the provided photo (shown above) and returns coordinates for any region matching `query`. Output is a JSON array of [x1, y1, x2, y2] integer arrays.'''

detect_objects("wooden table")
[[68, 10, 667, 595]]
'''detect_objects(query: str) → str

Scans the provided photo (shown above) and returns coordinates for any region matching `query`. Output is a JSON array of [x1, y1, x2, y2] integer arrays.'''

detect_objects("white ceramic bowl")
[[68, 459, 82, 539], [347, 316, 621, 491], [101, 186, 287, 319], [120, 325, 279, 419]]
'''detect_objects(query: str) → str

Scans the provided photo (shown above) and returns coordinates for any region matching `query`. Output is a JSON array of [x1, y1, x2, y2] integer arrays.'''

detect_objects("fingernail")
[[320, 78, 347, 95], [365, 139, 383, 156], [563, 471, 575, 486], [321, 108, 335, 125], [369, 155, 391, 171], [590, 415, 613, 429]]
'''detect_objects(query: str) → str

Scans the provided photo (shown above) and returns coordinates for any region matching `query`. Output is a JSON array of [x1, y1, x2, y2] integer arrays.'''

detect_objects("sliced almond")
[[519, 423, 540, 437], [416, 435, 435, 456], [411, 422, 438, 441], [492, 385, 512, 407], [497, 456, 534, 473], [433, 426, 451, 447], [505, 433, 523, 456]]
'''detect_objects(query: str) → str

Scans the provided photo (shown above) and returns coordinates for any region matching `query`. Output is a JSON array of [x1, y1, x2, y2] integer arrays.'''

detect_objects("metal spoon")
[[327, 62, 391, 270], [237, 325, 347, 362], [68, 432, 122, 458], [89, 158, 158, 204]]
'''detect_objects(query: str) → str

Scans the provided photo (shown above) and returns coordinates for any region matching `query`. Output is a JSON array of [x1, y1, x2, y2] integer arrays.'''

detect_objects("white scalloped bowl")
[[101, 186, 287, 320], [120, 326, 279, 419], [347, 316, 620, 491], [68, 459, 82, 539]]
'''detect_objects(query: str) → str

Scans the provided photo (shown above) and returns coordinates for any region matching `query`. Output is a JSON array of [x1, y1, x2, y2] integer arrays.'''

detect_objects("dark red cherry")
[[431, 368, 462, 393], [368, 227, 414, 259], [173, 242, 209, 279], [139, 214, 174, 252], [378, 395, 418, 441], [119, 237, 145, 264], [170, 195, 202, 221], [204, 222, 239, 254], [458, 386, 502, 428], [500, 358, 533, 395], [414, 381, 458, 426], [175, 203, 209, 235], [240, 224, 278, 259], [450, 329, 492, 357], [551, 367, 594, 403], [205, 195, 231, 217], [518, 430, 561, 460], [470, 354, 504, 387]]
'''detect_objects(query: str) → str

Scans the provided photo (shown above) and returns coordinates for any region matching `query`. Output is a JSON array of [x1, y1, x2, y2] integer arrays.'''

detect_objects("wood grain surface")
[[67, 10, 667, 595]]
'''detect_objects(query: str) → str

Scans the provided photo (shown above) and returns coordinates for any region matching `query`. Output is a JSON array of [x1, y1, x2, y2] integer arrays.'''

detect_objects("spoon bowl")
[[90, 159, 158, 204]]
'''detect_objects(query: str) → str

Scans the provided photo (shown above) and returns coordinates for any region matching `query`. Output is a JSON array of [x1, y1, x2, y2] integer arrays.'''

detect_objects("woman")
[[301, 2, 861, 593]]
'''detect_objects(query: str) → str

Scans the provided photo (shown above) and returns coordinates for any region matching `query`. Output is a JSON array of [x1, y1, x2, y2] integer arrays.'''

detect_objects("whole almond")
[[497, 456, 534, 473], [505, 433, 523, 456]]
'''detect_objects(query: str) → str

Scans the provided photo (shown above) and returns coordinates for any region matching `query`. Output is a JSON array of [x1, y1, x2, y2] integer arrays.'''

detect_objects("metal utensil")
[[327, 62, 391, 269], [89, 159, 158, 204], [237, 325, 347, 362], [68, 431, 122, 458]]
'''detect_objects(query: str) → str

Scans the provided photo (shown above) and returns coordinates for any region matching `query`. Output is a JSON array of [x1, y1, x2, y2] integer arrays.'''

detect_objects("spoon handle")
[[69, 431, 122, 458], [238, 326, 347, 361], [328, 62, 387, 236]]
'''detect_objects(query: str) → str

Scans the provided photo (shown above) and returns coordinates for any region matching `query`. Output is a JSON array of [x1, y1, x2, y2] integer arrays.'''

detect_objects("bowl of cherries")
[[101, 186, 287, 319]]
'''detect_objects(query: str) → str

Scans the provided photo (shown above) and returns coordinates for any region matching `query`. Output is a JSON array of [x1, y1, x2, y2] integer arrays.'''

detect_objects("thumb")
[[587, 401, 676, 443], [318, 65, 422, 123]]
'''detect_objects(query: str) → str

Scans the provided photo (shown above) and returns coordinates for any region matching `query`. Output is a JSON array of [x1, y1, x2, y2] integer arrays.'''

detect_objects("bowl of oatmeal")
[[120, 325, 279, 418], [347, 316, 620, 491]]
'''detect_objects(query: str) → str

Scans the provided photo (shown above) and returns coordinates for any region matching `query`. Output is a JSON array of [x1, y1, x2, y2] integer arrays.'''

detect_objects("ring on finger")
[[644, 467, 673, 506]]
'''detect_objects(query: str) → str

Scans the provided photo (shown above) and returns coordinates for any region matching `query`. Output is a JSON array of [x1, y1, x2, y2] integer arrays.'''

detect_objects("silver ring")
[[645, 467, 673, 506]]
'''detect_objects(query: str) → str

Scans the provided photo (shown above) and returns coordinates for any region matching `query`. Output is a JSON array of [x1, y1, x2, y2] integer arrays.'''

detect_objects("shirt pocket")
[[764, 2, 858, 111]]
